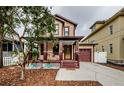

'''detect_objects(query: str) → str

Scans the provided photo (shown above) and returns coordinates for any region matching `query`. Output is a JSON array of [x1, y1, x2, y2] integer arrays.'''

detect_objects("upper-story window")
[[91, 40, 96, 44], [92, 25, 96, 32], [102, 46, 105, 52], [2, 42, 12, 52], [54, 24, 59, 35], [64, 27, 69, 36], [109, 44, 113, 53], [109, 25, 113, 35]]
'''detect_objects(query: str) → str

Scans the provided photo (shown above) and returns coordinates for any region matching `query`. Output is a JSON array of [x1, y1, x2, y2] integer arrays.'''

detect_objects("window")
[[109, 44, 113, 53], [64, 27, 69, 36], [8, 43, 12, 51], [41, 44, 44, 55], [91, 40, 96, 44], [2, 42, 12, 51], [3, 43, 8, 51], [53, 44, 59, 55], [14, 42, 22, 52], [87, 40, 89, 43], [102, 46, 104, 52], [54, 24, 59, 35], [92, 25, 96, 31], [109, 25, 113, 35]]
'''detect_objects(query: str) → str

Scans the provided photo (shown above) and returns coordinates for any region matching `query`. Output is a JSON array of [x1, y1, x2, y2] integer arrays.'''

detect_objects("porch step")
[[61, 61, 79, 68]]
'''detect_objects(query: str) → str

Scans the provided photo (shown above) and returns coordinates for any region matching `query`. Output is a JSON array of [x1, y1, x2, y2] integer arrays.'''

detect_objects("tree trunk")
[[20, 57, 27, 80], [0, 23, 3, 68], [0, 38, 3, 68], [20, 65, 25, 80]]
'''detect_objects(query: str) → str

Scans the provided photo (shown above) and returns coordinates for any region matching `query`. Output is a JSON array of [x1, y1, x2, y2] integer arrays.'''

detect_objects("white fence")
[[94, 52, 107, 63], [3, 57, 18, 66]]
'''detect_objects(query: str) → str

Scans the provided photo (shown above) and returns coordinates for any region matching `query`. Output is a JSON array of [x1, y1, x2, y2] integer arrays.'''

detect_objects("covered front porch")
[[37, 36, 81, 68]]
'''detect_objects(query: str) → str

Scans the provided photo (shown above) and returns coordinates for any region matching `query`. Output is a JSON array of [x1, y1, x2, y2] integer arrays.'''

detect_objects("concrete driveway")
[[55, 62, 124, 86]]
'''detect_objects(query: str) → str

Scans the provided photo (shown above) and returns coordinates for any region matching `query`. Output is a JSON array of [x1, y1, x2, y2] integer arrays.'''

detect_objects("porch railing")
[[3, 57, 18, 66]]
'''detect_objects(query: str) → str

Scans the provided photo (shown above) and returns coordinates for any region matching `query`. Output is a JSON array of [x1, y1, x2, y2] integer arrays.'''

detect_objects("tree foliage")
[[0, 6, 55, 79]]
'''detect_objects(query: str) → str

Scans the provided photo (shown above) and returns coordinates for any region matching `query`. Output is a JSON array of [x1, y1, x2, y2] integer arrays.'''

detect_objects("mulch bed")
[[0, 66, 102, 86], [99, 63, 124, 71]]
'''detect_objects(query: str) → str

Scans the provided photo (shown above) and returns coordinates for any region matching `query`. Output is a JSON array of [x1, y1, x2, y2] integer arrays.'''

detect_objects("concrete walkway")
[[55, 62, 124, 86]]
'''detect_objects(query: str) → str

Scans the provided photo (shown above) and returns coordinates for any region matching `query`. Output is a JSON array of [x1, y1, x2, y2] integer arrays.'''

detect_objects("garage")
[[79, 49, 91, 62]]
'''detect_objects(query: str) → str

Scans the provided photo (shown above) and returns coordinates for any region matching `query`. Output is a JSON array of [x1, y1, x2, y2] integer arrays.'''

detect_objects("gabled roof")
[[90, 20, 106, 29], [55, 14, 78, 27], [82, 7, 124, 42]]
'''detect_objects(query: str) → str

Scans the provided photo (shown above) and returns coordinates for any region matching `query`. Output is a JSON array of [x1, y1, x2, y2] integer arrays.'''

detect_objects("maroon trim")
[[59, 52, 63, 60], [62, 22, 64, 36], [43, 42, 47, 60], [93, 45, 95, 63]]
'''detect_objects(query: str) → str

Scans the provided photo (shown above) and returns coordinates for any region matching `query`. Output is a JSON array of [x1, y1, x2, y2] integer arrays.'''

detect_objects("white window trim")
[[54, 24, 59, 35], [108, 25, 113, 35]]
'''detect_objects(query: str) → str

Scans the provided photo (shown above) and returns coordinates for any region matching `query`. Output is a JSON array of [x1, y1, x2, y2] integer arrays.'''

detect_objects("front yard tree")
[[0, 7, 16, 68], [0, 22, 4, 68], [0, 6, 55, 79]]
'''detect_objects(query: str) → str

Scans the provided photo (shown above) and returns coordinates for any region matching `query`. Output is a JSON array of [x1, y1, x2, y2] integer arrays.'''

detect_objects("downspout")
[[93, 45, 95, 63]]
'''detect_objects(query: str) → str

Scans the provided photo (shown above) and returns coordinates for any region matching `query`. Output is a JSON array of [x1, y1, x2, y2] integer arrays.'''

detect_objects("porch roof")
[[58, 36, 83, 40], [24, 36, 83, 41], [62, 40, 76, 45], [79, 42, 98, 46]]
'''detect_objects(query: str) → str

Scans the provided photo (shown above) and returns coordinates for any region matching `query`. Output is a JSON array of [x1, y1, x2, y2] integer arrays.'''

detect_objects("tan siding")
[[92, 24, 104, 32], [54, 20, 63, 36], [83, 16, 124, 61], [119, 17, 124, 60], [55, 17, 75, 36], [64, 21, 75, 36]]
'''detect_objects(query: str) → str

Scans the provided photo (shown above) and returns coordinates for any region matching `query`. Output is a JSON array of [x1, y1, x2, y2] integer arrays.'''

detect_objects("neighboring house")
[[34, 14, 83, 68], [80, 8, 124, 64], [3, 37, 22, 57], [2, 36, 23, 66]]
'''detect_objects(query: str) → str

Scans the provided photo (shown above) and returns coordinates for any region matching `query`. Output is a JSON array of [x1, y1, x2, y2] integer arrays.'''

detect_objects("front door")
[[64, 45, 72, 60]]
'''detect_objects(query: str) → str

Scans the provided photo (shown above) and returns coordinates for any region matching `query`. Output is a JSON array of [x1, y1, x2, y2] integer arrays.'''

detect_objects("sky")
[[51, 6, 123, 36]]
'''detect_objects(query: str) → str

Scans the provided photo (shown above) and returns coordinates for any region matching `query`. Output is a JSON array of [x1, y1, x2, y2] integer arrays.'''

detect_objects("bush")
[[32, 48, 39, 60]]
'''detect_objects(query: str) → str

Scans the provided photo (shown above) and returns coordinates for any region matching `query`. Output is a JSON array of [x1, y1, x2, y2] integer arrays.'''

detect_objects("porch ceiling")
[[62, 40, 76, 45]]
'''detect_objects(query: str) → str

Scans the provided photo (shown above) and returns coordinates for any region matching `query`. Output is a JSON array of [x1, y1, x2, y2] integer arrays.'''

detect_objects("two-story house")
[[38, 14, 83, 68], [79, 8, 124, 65]]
